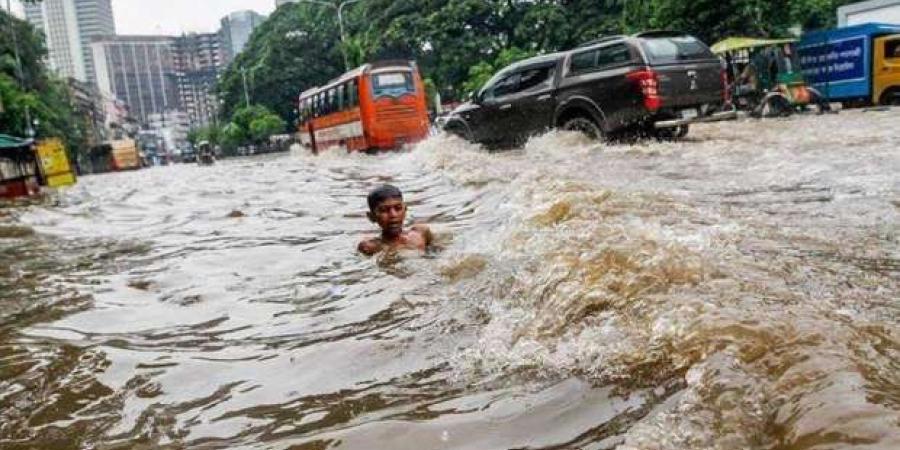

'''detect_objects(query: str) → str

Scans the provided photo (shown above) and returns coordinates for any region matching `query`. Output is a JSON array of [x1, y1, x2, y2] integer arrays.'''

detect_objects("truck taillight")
[[627, 69, 661, 112]]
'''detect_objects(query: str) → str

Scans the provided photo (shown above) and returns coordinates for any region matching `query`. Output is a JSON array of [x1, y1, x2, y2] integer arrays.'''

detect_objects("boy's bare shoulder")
[[410, 223, 433, 243]]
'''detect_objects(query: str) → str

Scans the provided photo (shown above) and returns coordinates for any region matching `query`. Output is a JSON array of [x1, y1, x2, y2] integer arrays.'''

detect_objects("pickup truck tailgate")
[[654, 61, 723, 108], [640, 35, 723, 109]]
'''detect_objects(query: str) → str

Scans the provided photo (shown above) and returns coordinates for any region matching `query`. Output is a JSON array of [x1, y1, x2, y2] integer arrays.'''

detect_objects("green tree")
[[1, 8, 86, 160], [624, 0, 857, 43], [217, 3, 343, 123], [462, 47, 535, 95], [249, 114, 286, 143], [219, 122, 244, 155], [187, 125, 222, 146]]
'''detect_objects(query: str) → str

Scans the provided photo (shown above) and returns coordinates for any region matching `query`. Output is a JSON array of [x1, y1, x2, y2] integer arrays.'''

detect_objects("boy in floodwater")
[[358, 184, 433, 256]]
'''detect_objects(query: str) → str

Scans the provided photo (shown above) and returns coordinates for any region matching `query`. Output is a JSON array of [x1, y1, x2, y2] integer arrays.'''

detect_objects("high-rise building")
[[23, 0, 115, 84], [173, 33, 226, 129], [219, 10, 266, 63], [91, 35, 181, 125]]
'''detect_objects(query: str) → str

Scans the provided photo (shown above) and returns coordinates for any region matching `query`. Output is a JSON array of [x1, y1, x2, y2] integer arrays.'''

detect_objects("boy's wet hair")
[[367, 184, 403, 211]]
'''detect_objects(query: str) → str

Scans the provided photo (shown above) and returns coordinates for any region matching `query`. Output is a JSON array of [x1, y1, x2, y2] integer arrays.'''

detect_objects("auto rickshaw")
[[197, 141, 215, 166], [712, 37, 830, 117]]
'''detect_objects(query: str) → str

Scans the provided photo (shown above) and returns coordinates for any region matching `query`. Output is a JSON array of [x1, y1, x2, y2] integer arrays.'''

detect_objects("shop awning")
[[0, 134, 33, 150]]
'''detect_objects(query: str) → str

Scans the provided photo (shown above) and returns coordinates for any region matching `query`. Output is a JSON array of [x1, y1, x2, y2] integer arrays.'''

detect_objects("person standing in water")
[[358, 184, 433, 255]]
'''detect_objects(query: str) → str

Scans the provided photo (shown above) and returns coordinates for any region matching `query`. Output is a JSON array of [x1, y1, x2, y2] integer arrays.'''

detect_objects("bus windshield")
[[372, 71, 415, 97]]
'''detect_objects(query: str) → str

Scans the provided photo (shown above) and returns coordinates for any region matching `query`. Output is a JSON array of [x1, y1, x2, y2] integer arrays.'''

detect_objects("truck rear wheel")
[[562, 116, 603, 140], [650, 124, 689, 141], [444, 123, 472, 141], [880, 88, 900, 106]]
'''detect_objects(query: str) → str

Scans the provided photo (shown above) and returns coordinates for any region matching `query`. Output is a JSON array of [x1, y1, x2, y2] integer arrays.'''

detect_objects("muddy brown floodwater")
[[1, 109, 899, 450]]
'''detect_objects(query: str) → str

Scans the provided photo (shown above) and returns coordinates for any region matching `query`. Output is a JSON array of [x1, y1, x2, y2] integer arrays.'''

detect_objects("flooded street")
[[1, 109, 899, 450]]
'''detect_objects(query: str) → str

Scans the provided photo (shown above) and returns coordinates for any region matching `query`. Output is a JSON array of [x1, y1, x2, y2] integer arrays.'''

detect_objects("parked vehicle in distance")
[[110, 139, 141, 171], [442, 31, 735, 147], [297, 60, 431, 153], [799, 23, 900, 106], [197, 141, 215, 165], [181, 148, 197, 164]]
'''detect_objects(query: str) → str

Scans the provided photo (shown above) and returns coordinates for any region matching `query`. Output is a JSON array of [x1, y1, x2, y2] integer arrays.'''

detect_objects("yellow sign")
[[36, 138, 77, 187], [46, 173, 77, 188]]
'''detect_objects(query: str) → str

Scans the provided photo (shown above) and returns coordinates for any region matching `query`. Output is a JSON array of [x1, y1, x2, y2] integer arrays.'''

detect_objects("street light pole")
[[296, 0, 362, 71]]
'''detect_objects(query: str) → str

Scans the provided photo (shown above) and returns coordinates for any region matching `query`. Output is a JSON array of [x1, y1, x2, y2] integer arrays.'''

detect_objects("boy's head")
[[367, 184, 406, 236]]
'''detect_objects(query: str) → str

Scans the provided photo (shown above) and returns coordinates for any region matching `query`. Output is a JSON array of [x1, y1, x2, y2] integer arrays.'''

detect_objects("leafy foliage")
[[462, 47, 535, 96], [217, 3, 344, 124], [188, 104, 285, 156], [0, 9, 87, 159]]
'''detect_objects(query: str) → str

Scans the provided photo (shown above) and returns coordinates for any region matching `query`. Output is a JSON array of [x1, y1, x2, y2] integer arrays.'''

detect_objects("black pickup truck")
[[442, 32, 736, 146]]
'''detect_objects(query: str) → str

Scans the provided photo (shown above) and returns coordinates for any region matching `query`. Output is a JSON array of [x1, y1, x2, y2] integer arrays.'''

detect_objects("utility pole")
[[296, 0, 362, 71], [241, 66, 250, 108]]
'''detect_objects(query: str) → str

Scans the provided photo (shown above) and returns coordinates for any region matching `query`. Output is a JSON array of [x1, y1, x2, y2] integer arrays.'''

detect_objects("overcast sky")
[[5, 0, 277, 35]]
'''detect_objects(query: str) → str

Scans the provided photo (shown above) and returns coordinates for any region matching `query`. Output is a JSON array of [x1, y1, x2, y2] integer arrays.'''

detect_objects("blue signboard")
[[800, 36, 867, 84], [800, 23, 900, 101]]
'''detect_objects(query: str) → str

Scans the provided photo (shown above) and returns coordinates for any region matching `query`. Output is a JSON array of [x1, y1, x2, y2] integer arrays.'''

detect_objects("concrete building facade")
[[91, 35, 181, 125], [23, 0, 115, 84], [173, 32, 226, 129]]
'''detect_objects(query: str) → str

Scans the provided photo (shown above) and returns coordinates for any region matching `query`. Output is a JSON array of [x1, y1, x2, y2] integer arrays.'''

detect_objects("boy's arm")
[[358, 238, 381, 255]]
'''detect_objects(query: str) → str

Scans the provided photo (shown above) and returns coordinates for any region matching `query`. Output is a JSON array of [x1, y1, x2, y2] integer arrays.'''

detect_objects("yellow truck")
[[110, 139, 142, 171]]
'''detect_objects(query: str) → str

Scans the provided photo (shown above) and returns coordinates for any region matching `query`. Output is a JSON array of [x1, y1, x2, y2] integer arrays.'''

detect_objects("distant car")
[[442, 31, 736, 147], [181, 151, 197, 163]]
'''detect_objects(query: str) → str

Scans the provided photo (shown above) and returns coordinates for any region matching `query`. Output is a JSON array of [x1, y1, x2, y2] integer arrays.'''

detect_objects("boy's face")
[[368, 197, 406, 236]]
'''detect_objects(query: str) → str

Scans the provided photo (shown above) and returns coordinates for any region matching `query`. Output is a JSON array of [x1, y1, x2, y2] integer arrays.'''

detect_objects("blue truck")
[[799, 23, 900, 106]]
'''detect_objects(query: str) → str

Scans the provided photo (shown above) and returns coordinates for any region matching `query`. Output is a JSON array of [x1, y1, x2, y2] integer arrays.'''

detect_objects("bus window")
[[337, 84, 345, 111], [328, 88, 336, 114], [372, 71, 415, 97], [349, 79, 358, 107]]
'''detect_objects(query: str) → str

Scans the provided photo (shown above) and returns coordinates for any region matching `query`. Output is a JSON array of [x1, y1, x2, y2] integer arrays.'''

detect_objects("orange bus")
[[298, 60, 430, 152]]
